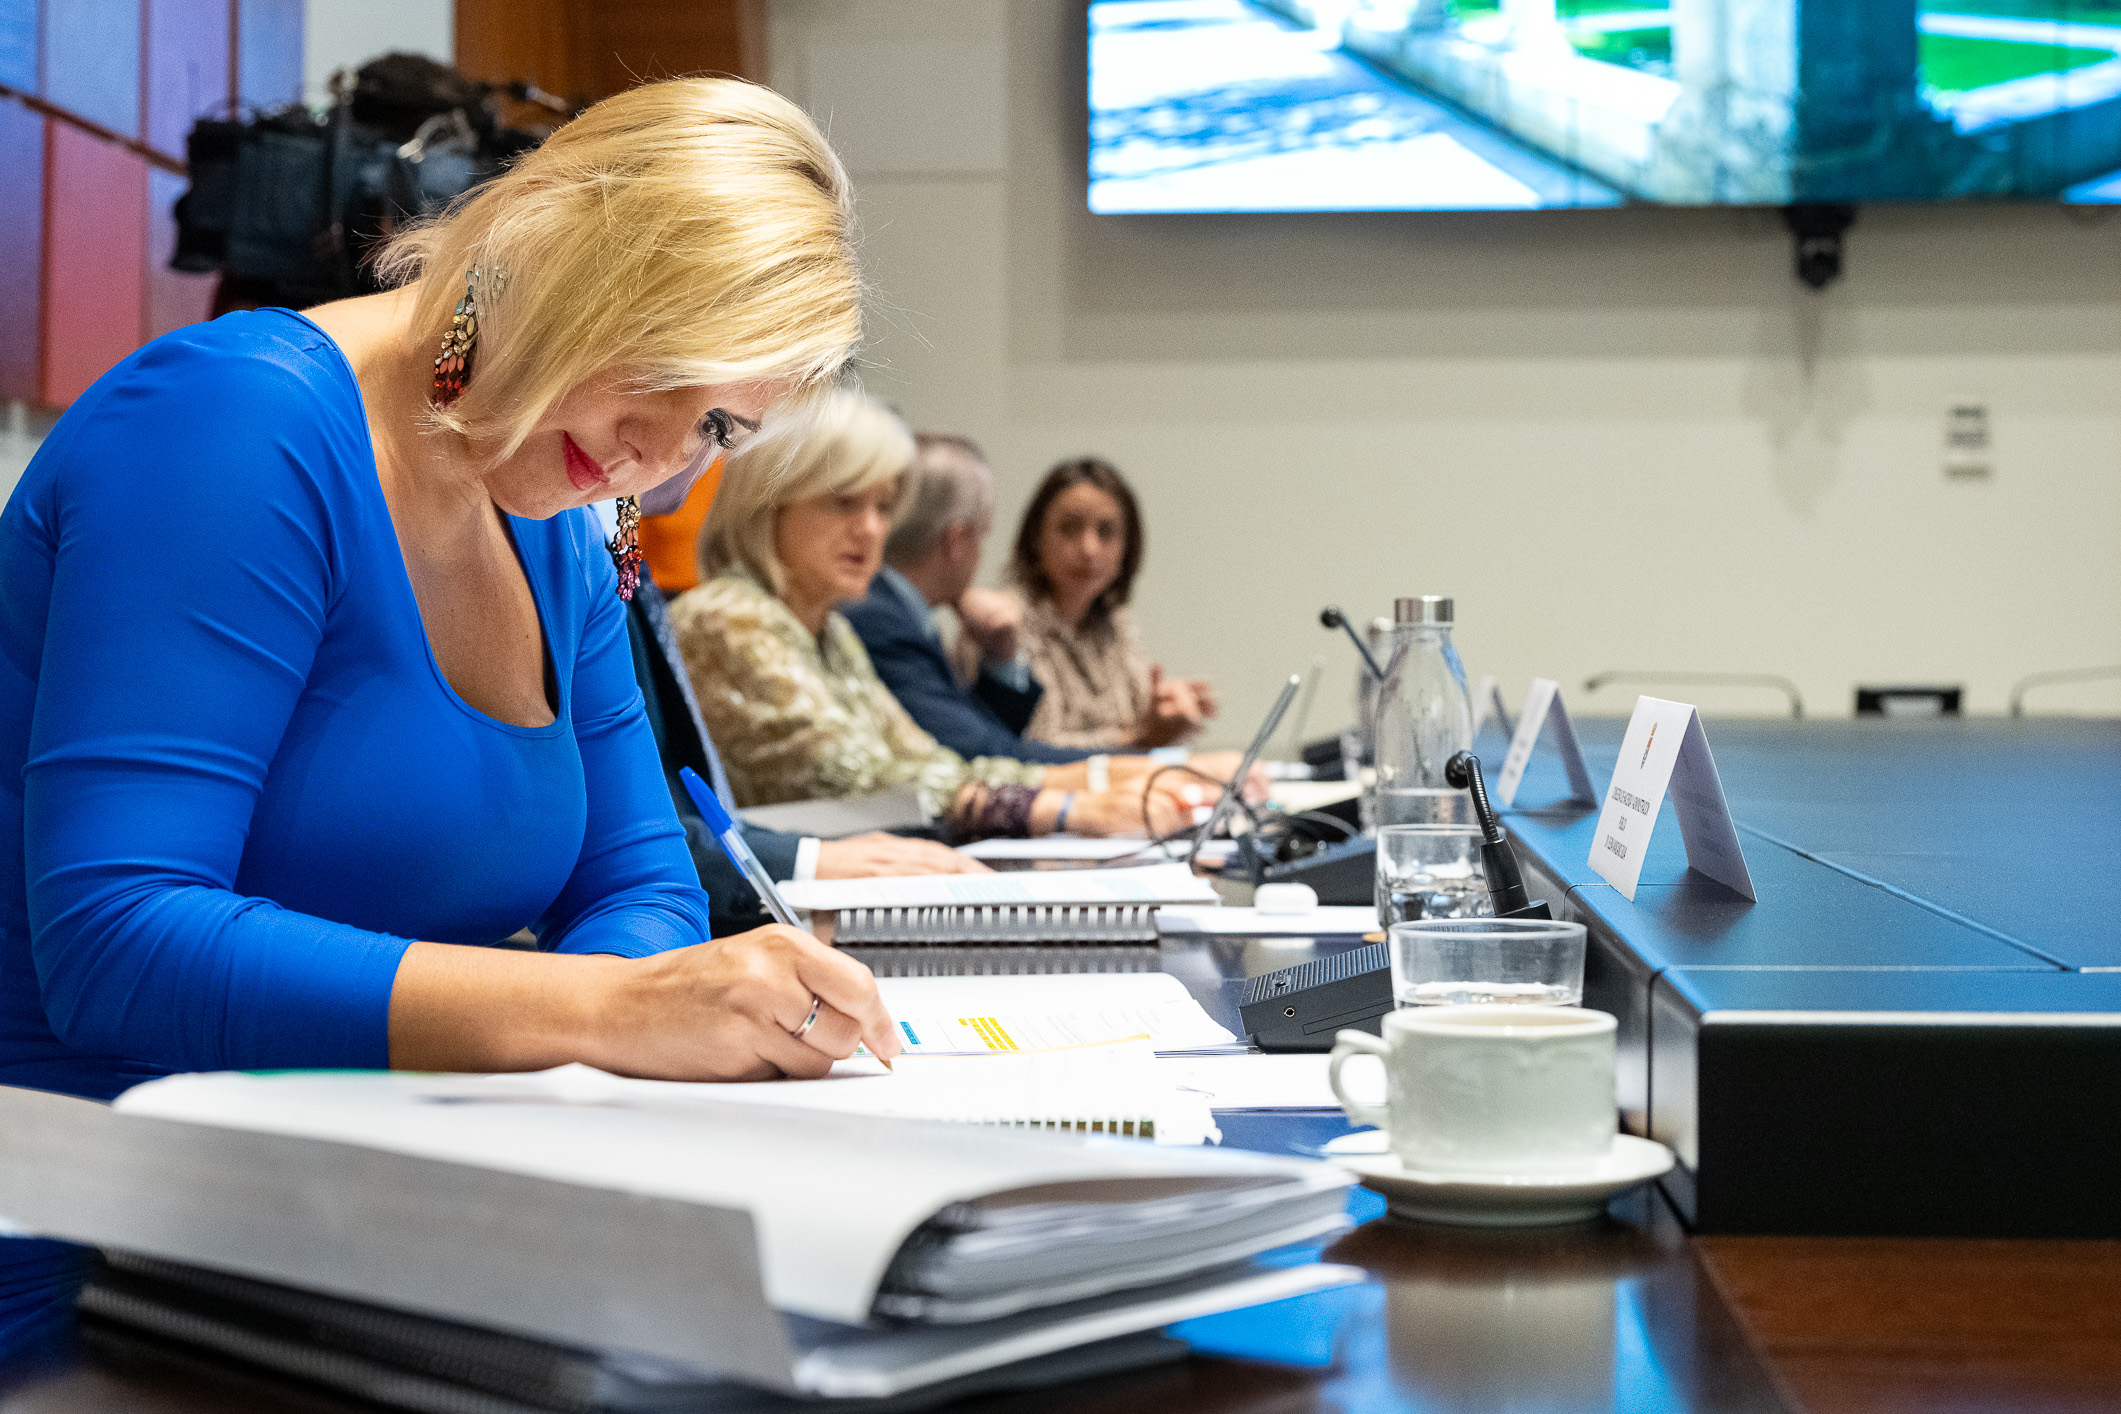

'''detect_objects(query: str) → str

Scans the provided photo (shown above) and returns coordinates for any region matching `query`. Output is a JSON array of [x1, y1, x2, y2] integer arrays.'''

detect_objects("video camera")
[[171, 54, 567, 309]]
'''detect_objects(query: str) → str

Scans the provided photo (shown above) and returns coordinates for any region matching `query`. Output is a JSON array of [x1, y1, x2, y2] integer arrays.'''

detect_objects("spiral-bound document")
[[836, 903, 1161, 944], [782, 863, 1220, 946]]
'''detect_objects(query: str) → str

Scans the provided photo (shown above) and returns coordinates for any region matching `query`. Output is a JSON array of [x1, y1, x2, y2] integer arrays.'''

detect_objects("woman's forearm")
[[387, 941, 620, 1073], [385, 929, 903, 1081]]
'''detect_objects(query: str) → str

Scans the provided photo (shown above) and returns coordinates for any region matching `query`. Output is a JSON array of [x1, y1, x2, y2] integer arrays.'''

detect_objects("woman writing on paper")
[[0, 79, 908, 1349], [667, 392, 1186, 842], [0, 83, 900, 1171]]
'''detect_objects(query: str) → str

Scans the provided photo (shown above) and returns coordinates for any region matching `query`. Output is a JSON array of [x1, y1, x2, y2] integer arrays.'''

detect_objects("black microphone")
[[1445, 751, 1553, 921], [1320, 606, 1385, 681]]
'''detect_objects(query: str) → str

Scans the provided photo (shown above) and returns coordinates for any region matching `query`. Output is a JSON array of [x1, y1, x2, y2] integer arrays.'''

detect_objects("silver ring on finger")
[[790, 994, 823, 1042]]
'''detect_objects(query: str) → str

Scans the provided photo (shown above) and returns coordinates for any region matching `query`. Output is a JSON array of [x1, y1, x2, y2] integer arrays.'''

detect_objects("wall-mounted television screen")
[[1088, 0, 2121, 211]]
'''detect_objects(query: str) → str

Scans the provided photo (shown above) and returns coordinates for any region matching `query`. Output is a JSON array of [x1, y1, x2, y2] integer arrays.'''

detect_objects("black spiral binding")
[[833, 904, 1161, 946]]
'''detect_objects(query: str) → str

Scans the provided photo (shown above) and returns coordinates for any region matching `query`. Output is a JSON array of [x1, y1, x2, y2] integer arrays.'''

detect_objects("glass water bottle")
[[1373, 596, 1474, 828], [1348, 616, 1390, 832]]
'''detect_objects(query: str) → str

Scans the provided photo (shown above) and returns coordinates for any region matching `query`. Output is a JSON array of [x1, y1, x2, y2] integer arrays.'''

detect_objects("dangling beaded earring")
[[429, 268, 642, 601], [430, 268, 482, 408], [609, 495, 642, 601]]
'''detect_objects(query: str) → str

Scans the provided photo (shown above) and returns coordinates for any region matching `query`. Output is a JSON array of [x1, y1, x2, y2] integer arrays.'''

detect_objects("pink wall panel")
[[145, 167, 215, 340], [42, 123, 147, 408]]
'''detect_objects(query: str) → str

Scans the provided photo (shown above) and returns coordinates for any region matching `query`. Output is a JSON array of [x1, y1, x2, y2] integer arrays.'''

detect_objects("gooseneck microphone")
[[1320, 606, 1385, 681], [1445, 751, 1553, 921]]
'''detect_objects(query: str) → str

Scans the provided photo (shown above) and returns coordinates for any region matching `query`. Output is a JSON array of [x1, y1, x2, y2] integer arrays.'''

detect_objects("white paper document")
[[781, 863, 1218, 913], [1495, 677, 1597, 808], [958, 836, 1162, 861], [1264, 780, 1361, 814], [606, 1043, 1218, 1146], [1156, 905, 1379, 937], [1159, 1054, 1344, 1111], [1586, 696, 1757, 902], [876, 973, 1239, 1055]]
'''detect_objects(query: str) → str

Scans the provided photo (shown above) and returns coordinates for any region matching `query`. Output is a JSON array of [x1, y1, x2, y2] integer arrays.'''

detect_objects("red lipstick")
[[562, 433, 609, 492]]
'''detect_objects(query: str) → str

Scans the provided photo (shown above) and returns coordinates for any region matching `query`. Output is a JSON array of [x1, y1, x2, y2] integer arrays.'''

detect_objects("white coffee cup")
[[1328, 1005, 1618, 1174]]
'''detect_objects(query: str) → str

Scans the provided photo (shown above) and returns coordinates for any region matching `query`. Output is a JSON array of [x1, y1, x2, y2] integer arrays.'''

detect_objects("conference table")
[[5, 718, 2119, 1413]]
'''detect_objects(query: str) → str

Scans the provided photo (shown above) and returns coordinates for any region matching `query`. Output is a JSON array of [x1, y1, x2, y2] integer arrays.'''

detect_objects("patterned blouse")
[[955, 587, 1154, 751], [667, 569, 1045, 819]]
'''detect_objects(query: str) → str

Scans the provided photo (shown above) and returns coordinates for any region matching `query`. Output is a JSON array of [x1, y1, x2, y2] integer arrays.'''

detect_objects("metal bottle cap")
[[1394, 596, 1453, 626]]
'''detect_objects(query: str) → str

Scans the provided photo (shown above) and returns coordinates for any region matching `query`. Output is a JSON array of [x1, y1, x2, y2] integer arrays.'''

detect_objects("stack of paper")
[[0, 1073, 1357, 1402], [1156, 905, 1378, 937]]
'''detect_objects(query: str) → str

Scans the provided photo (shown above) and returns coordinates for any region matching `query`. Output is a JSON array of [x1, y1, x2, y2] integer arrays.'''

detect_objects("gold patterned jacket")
[[666, 569, 1046, 818]]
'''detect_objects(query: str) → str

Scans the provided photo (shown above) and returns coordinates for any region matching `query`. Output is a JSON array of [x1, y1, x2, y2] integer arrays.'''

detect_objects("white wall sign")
[[1587, 696, 1757, 903], [1495, 678, 1595, 808]]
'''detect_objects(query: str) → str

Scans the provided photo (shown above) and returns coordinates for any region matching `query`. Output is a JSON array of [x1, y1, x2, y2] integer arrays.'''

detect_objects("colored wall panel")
[[0, 100, 40, 402], [237, 0, 302, 111], [146, 0, 230, 159], [44, 0, 141, 137], [144, 167, 213, 340], [0, 0, 36, 92], [42, 123, 146, 407]]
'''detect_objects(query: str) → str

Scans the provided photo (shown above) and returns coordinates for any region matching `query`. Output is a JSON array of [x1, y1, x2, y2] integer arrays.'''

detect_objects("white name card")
[[1470, 674, 1517, 743], [1495, 678, 1595, 808], [1587, 696, 1757, 903]]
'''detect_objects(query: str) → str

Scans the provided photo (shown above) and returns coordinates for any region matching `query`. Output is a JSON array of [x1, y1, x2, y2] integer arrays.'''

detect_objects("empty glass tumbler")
[[1376, 824, 1491, 926], [1389, 918, 1588, 1008]]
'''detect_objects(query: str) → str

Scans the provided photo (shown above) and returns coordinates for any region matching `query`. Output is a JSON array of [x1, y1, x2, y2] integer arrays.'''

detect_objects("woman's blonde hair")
[[376, 78, 861, 460], [699, 388, 915, 596]]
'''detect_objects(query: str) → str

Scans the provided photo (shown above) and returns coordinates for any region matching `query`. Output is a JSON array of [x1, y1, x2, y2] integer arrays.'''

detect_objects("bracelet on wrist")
[[1054, 791, 1076, 835]]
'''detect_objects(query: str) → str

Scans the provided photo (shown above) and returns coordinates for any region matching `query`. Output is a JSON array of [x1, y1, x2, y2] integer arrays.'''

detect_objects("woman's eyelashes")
[[701, 408, 736, 450]]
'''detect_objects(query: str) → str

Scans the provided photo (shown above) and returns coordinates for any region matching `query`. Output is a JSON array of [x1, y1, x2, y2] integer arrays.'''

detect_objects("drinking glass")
[[1376, 824, 1490, 926], [1389, 918, 1587, 1008]]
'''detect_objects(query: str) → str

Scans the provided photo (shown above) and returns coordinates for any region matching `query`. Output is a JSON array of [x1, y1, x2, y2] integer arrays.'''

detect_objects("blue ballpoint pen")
[[678, 767, 801, 927], [677, 768, 894, 1069]]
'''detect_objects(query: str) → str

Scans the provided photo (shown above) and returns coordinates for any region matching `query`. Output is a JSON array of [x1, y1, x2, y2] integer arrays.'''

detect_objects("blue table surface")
[[1489, 715, 2121, 971]]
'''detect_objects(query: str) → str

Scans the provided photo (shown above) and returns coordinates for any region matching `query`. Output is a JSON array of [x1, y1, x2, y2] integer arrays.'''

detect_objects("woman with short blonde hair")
[[0, 75, 896, 1186], [696, 388, 917, 597], [670, 390, 1180, 841], [376, 79, 861, 463]]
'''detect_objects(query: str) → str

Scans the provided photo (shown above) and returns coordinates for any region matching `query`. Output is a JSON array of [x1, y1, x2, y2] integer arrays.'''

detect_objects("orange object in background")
[[638, 454, 724, 594]]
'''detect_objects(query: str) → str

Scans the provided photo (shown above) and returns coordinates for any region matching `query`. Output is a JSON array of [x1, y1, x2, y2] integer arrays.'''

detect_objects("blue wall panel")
[[0, 0, 36, 92], [44, 0, 140, 136]]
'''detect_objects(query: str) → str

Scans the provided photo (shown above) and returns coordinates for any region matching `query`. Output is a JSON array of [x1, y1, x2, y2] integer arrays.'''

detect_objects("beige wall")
[[787, 0, 2121, 741]]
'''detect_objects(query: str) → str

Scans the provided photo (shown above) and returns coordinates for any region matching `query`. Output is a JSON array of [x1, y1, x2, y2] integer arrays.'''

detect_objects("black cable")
[[1137, 763, 1228, 850], [1284, 808, 1358, 842]]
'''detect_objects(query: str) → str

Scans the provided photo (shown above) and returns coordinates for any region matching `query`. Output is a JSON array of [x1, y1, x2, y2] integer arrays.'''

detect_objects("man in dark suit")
[[841, 433, 1097, 766]]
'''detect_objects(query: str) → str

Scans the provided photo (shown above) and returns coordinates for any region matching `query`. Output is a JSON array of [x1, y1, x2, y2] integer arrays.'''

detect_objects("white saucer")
[[1323, 1131, 1675, 1228]]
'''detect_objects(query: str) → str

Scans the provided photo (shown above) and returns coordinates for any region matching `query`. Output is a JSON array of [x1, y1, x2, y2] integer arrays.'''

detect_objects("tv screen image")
[[1088, 0, 2121, 211]]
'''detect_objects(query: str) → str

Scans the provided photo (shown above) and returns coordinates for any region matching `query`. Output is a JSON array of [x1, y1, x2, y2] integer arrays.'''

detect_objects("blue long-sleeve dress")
[[0, 310, 714, 1348]]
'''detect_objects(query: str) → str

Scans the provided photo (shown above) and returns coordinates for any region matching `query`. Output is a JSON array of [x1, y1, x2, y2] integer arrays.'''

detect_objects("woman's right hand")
[[387, 931, 901, 1084], [1134, 665, 1209, 748], [594, 926, 902, 1081]]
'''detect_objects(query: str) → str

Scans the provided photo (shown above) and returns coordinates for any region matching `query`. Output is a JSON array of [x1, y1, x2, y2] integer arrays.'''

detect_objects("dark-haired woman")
[[972, 458, 1217, 751]]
